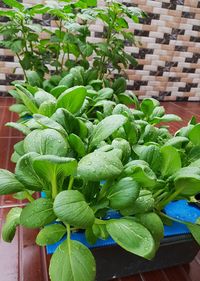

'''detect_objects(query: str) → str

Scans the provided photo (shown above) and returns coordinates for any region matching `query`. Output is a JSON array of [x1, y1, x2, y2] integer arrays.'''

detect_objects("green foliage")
[[0, 0, 144, 83], [106, 218, 156, 259], [0, 1, 200, 281], [2, 208, 22, 242], [36, 224, 67, 246], [49, 239, 96, 281]]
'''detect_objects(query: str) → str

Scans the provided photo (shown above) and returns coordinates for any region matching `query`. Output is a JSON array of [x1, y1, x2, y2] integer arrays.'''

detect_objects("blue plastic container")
[[44, 198, 200, 254]]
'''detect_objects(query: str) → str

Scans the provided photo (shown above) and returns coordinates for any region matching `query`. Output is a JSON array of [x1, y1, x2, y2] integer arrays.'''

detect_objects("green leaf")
[[125, 53, 138, 66], [142, 125, 158, 143], [23, 129, 68, 156], [20, 198, 56, 228], [3, 0, 24, 10], [15, 152, 45, 191], [121, 190, 154, 216], [112, 104, 132, 117], [38, 101, 56, 117], [117, 92, 139, 107], [140, 98, 160, 117], [188, 146, 200, 162], [78, 149, 123, 181], [175, 125, 194, 138], [123, 121, 139, 145], [163, 136, 189, 148], [124, 161, 156, 188], [136, 213, 164, 250], [11, 40, 23, 53], [6, 122, 31, 136], [12, 140, 25, 158], [9, 104, 29, 114], [33, 155, 77, 192], [174, 167, 200, 196], [27, 71, 42, 87], [33, 114, 66, 135], [188, 124, 200, 145], [51, 85, 68, 98], [0, 10, 15, 17], [189, 159, 200, 168], [36, 224, 67, 246], [16, 88, 38, 114], [107, 177, 139, 210], [68, 134, 86, 157], [92, 223, 109, 240], [160, 146, 182, 177], [106, 218, 155, 259], [13, 190, 35, 200], [85, 228, 98, 245], [152, 114, 182, 124], [52, 108, 87, 138], [0, 169, 24, 195], [58, 73, 74, 87], [49, 239, 96, 281], [187, 221, 200, 245], [2, 208, 22, 242], [150, 106, 165, 119], [94, 100, 118, 117], [53, 190, 95, 228], [34, 90, 56, 106], [135, 145, 162, 172], [86, 0, 97, 6], [112, 77, 127, 95], [111, 138, 131, 163], [95, 88, 113, 101], [57, 86, 86, 114], [79, 43, 93, 57], [90, 114, 127, 148]]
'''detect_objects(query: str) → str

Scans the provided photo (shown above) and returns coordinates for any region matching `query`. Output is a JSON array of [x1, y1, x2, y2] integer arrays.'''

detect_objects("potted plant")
[[0, 1, 200, 281], [1, 82, 200, 280]]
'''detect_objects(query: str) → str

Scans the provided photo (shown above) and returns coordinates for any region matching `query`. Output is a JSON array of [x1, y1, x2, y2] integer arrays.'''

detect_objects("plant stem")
[[95, 218, 106, 225], [85, 106, 95, 116], [159, 211, 189, 226], [157, 186, 185, 211], [68, 175, 74, 190], [16, 53, 28, 81], [153, 189, 164, 199], [51, 174, 58, 199], [67, 224, 71, 252], [67, 224, 71, 240], [25, 190, 34, 202], [98, 181, 111, 200]]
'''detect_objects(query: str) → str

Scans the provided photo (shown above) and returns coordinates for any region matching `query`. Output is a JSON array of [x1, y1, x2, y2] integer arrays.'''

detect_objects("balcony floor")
[[0, 97, 199, 281]]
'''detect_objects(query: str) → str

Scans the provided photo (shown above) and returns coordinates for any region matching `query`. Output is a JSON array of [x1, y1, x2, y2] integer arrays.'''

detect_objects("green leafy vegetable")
[[107, 218, 155, 259], [53, 190, 95, 228], [49, 240, 96, 281]]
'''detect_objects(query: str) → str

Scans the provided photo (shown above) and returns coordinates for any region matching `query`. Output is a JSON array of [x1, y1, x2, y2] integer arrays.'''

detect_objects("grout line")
[[160, 270, 171, 281], [0, 136, 24, 139], [40, 246, 50, 281], [178, 265, 193, 281], [18, 226, 24, 281], [0, 203, 28, 209]]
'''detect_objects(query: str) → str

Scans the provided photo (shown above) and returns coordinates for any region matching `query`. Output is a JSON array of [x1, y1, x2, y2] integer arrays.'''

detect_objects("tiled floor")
[[0, 97, 199, 281]]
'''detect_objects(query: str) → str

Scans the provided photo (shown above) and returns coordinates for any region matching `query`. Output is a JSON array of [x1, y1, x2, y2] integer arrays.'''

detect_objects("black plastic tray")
[[92, 234, 199, 281]]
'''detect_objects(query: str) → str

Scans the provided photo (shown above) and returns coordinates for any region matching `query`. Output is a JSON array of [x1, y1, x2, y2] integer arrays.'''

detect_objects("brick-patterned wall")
[[0, 0, 200, 101]]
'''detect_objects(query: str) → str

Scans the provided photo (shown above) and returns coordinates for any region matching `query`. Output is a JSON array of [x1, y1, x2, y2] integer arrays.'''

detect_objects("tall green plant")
[[0, 0, 144, 83]]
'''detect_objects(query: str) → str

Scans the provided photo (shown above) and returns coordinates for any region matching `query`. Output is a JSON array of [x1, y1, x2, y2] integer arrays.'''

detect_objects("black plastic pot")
[[91, 234, 199, 281]]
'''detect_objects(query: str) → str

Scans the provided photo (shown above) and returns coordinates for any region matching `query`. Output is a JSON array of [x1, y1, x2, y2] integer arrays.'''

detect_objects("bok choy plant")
[[1, 84, 200, 281]]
